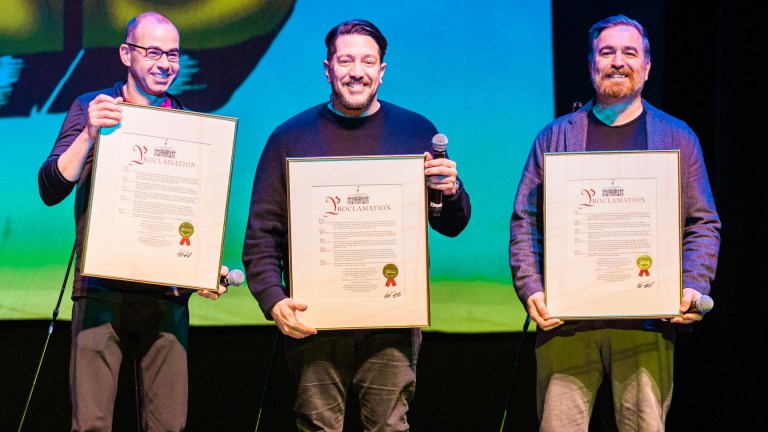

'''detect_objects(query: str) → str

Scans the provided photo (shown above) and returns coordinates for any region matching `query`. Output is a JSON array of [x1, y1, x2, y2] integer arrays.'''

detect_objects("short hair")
[[325, 19, 388, 62], [125, 11, 175, 43], [588, 14, 650, 63]]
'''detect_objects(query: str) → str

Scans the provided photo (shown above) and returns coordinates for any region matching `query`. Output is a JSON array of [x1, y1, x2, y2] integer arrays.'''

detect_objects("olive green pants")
[[536, 328, 673, 432]]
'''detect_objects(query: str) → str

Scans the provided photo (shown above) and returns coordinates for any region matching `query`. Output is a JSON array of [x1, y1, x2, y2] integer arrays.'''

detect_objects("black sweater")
[[242, 100, 472, 319]]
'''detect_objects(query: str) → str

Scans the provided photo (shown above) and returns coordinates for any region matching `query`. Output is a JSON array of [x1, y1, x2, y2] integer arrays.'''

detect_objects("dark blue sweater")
[[242, 100, 472, 319]]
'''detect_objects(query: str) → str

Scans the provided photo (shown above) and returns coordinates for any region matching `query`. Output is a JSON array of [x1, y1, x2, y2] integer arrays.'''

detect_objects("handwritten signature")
[[636, 281, 655, 289], [177, 251, 193, 258], [384, 291, 402, 299]]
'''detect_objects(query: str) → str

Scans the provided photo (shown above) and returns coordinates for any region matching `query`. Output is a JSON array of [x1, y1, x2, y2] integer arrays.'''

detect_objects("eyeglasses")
[[125, 43, 181, 62]]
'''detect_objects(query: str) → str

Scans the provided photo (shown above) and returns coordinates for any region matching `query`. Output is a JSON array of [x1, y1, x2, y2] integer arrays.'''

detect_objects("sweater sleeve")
[[38, 157, 76, 206], [38, 98, 88, 206], [509, 127, 549, 305], [241, 132, 291, 319], [428, 179, 471, 237], [679, 128, 721, 293]]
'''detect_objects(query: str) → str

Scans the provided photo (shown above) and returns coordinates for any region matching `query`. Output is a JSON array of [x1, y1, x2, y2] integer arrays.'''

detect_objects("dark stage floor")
[[2, 319, 740, 431]]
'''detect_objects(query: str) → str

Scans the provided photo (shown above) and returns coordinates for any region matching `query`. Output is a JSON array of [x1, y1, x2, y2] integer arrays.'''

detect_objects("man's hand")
[[424, 152, 460, 196], [670, 287, 705, 324], [86, 94, 124, 141], [197, 265, 230, 301], [271, 298, 317, 339], [526, 291, 564, 331], [58, 94, 125, 182]]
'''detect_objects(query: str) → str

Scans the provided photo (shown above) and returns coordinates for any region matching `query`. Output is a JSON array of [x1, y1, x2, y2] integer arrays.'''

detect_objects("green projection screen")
[[0, 0, 553, 332]]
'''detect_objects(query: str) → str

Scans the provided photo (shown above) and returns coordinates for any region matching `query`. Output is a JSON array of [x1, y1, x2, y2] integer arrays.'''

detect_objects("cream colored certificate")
[[287, 155, 430, 329], [543, 150, 682, 318], [82, 103, 238, 291]]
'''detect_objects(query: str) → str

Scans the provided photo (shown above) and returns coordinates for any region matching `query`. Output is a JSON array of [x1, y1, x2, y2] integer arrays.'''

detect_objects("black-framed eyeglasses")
[[125, 43, 181, 62]]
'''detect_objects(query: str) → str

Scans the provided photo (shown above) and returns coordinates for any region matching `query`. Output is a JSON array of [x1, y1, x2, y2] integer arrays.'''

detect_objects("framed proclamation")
[[286, 155, 430, 329], [543, 150, 682, 319], [81, 103, 238, 292]]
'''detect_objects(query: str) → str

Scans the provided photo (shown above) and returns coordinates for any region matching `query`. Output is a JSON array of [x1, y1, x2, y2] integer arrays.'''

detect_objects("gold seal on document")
[[179, 222, 194, 246], [383, 264, 399, 287], [637, 254, 652, 277]]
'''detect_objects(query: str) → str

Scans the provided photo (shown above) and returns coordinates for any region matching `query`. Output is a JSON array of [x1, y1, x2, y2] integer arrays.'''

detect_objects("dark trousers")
[[286, 328, 421, 432], [70, 294, 189, 432]]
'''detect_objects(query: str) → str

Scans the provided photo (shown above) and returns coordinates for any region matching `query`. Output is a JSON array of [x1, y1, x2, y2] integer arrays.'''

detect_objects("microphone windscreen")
[[692, 295, 714, 314], [226, 269, 245, 287], [432, 133, 448, 152]]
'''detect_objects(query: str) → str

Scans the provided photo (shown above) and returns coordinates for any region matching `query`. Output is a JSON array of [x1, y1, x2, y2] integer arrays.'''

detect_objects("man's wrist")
[[449, 179, 462, 196]]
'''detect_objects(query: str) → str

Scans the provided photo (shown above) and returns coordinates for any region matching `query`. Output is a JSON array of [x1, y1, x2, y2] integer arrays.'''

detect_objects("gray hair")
[[588, 14, 650, 63]]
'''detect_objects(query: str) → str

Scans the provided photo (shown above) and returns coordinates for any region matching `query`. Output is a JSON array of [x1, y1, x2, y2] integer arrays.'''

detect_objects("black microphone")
[[429, 133, 448, 217], [572, 101, 583, 112], [687, 294, 714, 314], [220, 269, 245, 287]]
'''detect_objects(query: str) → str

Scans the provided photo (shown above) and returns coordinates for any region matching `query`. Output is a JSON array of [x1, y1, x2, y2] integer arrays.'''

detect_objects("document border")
[[286, 155, 430, 329], [543, 150, 682, 319], [81, 103, 238, 291]]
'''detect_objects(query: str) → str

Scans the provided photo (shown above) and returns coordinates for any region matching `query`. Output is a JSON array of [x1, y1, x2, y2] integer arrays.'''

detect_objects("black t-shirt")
[[586, 108, 648, 151]]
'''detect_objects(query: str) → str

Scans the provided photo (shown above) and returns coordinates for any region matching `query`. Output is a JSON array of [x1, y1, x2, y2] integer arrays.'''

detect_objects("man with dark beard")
[[242, 19, 471, 431], [509, 15, 720, 431]]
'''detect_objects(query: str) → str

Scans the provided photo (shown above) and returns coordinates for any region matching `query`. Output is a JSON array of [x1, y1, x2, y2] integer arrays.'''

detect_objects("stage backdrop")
[[0, 0, 553, 332]]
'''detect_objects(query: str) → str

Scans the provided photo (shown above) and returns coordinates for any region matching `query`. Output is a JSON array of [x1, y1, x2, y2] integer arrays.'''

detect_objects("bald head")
[[125, 11, 177, 44]]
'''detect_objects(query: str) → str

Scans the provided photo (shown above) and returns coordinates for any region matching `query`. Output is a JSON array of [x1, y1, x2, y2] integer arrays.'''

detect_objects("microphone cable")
[[498, 314, 532, 432], [254, 327, 280, 432], [499, 101, 581, 431], [17, 240, 76, 432]]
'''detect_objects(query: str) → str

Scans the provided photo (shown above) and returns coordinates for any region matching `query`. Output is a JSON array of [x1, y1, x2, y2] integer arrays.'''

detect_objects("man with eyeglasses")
[[124, 43, 182, 62], [38, 11, 227, 431]]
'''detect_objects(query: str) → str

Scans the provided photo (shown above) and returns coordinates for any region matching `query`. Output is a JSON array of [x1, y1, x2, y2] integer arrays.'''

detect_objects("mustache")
[[601, 66, 634, 79], [344, 78, 370, 85]]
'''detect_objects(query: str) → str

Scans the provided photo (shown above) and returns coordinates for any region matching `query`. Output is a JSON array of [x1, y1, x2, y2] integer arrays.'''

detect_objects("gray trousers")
[[536, 328, 674, 432], [286, 328, 421, 432], [70, 295, 189, 432]]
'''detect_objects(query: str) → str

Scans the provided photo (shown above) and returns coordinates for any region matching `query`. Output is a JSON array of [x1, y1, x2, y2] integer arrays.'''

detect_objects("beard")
[[331, 85, 376, 113], [591, 66, 644, 99]]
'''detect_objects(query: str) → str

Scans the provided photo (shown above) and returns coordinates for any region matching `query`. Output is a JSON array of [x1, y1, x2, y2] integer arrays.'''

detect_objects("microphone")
[[220, 268, 245, 287], [429, 133, 448, 217], [571, 101, 583, 112], [687, 294, 714, 314]]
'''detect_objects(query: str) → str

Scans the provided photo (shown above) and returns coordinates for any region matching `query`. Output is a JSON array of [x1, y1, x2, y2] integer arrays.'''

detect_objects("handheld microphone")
[[429, 133, 448, 217], [220, 269, 245, 287], [687, 294, 714, 314]]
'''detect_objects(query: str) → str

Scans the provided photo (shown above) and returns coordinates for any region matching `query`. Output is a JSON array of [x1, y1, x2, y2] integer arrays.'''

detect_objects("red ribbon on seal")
[[638, 269, 649, 277], [180, 237, 190, 246], [385, 278, 397, 287]]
